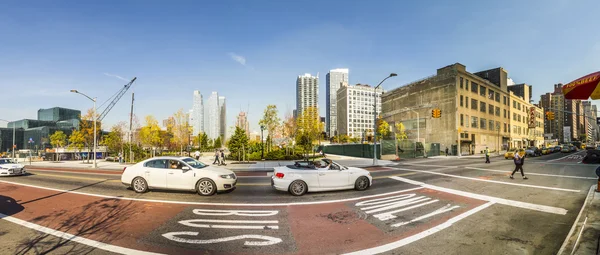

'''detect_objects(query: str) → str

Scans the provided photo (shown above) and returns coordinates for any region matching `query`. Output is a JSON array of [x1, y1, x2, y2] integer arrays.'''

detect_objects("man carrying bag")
[[510, 149, 528, 180]]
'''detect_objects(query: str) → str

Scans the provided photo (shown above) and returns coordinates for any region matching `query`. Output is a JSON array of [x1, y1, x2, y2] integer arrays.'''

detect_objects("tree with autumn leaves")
[[259, 105, 280, 153], [296, 106, 324, 159]]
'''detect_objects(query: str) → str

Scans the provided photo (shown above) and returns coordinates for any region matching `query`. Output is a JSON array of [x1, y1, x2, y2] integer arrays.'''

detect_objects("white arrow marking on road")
[[373, 200, 440, 221], [179, 219, 279, 224], [355, 194, 417, 207], [391, 204, 460, 227], [176, 223, 280, 230], [192, 209, 279, 217], [363, 196, 432, 214], [162, 232, 282, 246]]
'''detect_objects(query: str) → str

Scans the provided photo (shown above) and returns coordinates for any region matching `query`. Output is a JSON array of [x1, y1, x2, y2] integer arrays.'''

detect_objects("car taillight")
[[275, 172, 284, 178], [122, 167, 127, 173]]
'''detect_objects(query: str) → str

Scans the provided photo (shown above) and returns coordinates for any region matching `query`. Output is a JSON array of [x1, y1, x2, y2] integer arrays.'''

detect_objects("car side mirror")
[[182, 166, 191, 171]]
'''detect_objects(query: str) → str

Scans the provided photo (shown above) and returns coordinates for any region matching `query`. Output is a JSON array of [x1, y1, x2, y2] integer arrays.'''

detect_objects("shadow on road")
[[0, 194, 25, 217], [13, 197, 136, 255]]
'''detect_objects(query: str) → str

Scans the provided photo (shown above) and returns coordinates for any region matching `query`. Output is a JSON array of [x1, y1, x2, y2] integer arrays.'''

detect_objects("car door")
[[166, 160, 196, 190], [317, 163, 350, 189], [143, 159, 167, 188]]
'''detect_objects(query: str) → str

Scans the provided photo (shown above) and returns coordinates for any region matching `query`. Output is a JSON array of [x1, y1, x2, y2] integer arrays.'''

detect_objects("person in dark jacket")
[[510, 149, 528, 179], [212, 149, 219, 165]]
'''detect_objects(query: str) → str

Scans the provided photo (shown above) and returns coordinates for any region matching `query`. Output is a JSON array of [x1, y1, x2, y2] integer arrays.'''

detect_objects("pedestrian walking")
[[220, 150, 226, 166], [194, 150, 201, 160], [118, 152, 123, 164], [445, 147, 449, 156], [510, 149, 528, 179], [484, 147, 490, 163], [212, 149, 219, 165]]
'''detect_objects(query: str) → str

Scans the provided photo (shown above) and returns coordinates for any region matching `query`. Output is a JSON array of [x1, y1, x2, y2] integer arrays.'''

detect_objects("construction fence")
[[322, 139, 441, 159]]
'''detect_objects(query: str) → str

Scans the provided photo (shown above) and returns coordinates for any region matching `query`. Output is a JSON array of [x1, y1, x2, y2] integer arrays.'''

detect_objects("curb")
[[557, 184, 596, 255]]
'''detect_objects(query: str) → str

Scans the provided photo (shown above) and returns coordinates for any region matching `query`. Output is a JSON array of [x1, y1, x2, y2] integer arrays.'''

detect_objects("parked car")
[[0, 158, 26, 176], [561, 146, 570, 153], [547, 147, 555, 153], [554, 146, 562, 152], [121, 156, 236, 196], [541, 147, 550, 155], [271, 159, 372, 196]]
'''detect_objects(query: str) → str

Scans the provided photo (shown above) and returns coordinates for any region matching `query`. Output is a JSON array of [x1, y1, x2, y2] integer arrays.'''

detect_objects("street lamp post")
[[0, 119, 16, 161], [260, 125, 265, 160], [70, 89, 97, 169], [373, 73, 398, 166]]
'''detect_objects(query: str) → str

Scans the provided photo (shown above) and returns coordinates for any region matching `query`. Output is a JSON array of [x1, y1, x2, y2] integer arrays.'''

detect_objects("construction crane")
[[98, 77, 137, 122]]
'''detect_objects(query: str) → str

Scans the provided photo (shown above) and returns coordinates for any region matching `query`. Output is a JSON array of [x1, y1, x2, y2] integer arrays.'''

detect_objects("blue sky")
[[1, 0, 599, 135]]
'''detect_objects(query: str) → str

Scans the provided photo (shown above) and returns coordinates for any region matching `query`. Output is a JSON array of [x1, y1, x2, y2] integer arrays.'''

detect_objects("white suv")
[[121, 156, 236, 196]]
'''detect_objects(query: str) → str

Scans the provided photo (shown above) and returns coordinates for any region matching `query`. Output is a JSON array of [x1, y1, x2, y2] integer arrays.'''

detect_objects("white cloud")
[[103, 73, 129, 82], [228, 52, 246, 66]]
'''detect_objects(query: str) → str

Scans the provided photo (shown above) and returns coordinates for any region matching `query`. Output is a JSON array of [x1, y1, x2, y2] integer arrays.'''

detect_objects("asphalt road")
[[0, 150, 596, 254]]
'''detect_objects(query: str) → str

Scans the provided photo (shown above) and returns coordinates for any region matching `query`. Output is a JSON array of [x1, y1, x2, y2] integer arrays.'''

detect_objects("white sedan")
[[271, 159, 372, 196], [121, 156, 237, 196], [0, 158, 26, 176]]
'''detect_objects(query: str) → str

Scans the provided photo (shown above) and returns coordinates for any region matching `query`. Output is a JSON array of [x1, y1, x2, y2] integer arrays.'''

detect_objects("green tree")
[[297, 106, 324, 155], [259, 105, 281, 153], [69, 130, 85, 162], [214, 136, 222, 149], [49, 130, 67, 161], [394, 122, 408, 140], [197, 132, 209, 150], [104, 123, 126, 154], [227, 126, 249, 161], [79, 108, 101, 163], [139, 115, 163, 153], [295, 131, 312, 160]]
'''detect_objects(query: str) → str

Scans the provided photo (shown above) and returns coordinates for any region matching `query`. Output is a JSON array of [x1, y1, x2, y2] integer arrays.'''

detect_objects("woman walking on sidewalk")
[[510, 149, 528, 179]]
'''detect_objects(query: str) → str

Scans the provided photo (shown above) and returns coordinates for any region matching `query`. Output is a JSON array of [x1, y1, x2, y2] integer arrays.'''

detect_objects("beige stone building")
[[508, 89, 544, 148], [381, 63, 544, 155]]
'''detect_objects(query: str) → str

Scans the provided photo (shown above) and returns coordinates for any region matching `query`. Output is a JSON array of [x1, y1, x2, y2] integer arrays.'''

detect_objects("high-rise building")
[[326, 68, 349, 137], [219, 96, 226, 140], [296, 73, 319, 117], [192, 90, 204, 135], [337, 84, 383, 140], [204, 92, 221, 140], [236, 111, 250, 136]]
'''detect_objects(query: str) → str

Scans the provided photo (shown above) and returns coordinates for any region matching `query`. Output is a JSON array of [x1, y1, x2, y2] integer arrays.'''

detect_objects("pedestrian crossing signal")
[[432, 109, 441, 118]]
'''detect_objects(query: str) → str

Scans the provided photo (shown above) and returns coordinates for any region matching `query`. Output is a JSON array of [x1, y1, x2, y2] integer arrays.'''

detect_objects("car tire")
[[288, 180, 307, 196], [132, 177, 148, 193], [196, 178, 217, 196], [355, 176, 370, 191]]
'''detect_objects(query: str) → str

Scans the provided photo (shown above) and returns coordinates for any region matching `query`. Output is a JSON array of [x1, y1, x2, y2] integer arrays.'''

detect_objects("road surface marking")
[[392, 168, 581, 193], [389, 176, 568, 215], [236, 183, 271, 186], [465, 167, 597, 180], [0, 213, 163, 255], [31, 173, 121, 182], [401, 163, 458, 168], [547, 152, 586, 162], [193, 209, 279, 216], [177, 223, 280, 230], [373, 200, 440, 221], [373, 172, 418, 179], [557, 185, 596, 254], [343, 201, 494, 255], [391, 204, 461, 227], [0, 180, 423, 206], [27, 169, 121, 176], [162, 233, 282, 246], [179, 219, 279, 224]]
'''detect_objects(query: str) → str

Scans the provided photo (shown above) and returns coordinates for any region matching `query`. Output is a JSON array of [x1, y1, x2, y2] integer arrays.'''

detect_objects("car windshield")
[[182, 158, 207, 169], [0, 159, 15, 164]]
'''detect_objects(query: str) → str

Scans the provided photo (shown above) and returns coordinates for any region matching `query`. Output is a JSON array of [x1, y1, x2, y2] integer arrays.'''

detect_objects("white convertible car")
[[0, 158, 26, 176], [271, 159, 372, 196], [121, 156, 237, 196]]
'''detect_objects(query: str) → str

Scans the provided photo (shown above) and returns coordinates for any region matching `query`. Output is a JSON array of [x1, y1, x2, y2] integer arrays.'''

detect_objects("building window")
[[504, 123, 507, 133], [513, 101, 516, 108], [496, 121, 501, 132], [460, 95, 463, 107], [495, 106, 500, 116], [480, 102, 486, 113], [465, 80, 469, 90], [466, 97, 469, 108], [489, 104, 494, 115], [489, 120, 494, 131], [488, 90, 495, 100], [471, 116, 478, 128], [460, 77, 463, 89], [471, 82, 478, 93], [480, 86, 486, 97], [518, 115, 521, 122], [495, 92, 500, 102], [480, 118, 487, 129], [504, 109, 507, 118], [466, 115, 470, 128], [513, 113, 516, 121], [471, 99, 477, 110], [503, 96, 507, 105], [460, 114, 464, 126]]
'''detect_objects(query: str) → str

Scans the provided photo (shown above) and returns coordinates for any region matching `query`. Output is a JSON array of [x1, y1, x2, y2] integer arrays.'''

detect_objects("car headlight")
[[220, 174, 234, 179]]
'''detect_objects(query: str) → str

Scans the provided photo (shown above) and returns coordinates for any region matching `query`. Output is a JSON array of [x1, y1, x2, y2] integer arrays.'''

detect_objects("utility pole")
[[129, 92, 135, 163]]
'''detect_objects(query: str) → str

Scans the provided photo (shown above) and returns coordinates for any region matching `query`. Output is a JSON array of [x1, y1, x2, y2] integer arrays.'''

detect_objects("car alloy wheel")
[[289, 180, 307, 196], [355, 176, 370, 191], [132, 177, 148, 193], [197, 179, 216, 196]]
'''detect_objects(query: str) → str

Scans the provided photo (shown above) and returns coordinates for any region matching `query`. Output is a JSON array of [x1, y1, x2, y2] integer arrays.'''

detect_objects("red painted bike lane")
[[0, 182, 488, 254]]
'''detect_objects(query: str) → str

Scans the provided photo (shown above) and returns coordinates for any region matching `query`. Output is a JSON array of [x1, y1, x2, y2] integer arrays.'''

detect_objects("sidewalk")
[[559, 184, 600, 254]]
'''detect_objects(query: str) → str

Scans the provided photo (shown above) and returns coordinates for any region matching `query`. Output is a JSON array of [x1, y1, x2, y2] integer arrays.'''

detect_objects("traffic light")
[[432, 108, 441, 118], [545, 111, 555, 120]]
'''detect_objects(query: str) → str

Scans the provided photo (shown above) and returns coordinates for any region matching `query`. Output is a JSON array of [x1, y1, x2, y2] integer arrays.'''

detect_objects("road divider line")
[[27, 169, 121, 176], [373, 172, 418, 179], [0, 180, 423, 207], [392, 168, 580, 193], [0, 213, 164, 255], [343, 201, 494, 255], [389, 176, 568, 215], [31, 173, 121, 182], [464, 167, 597, 180], [401, 163, 458, 168]]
